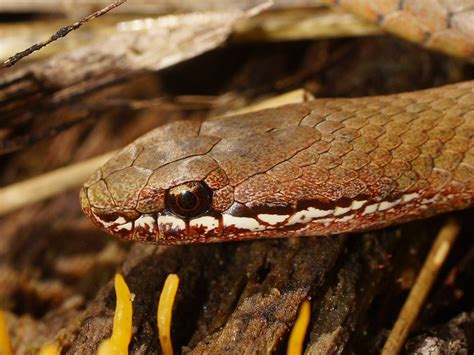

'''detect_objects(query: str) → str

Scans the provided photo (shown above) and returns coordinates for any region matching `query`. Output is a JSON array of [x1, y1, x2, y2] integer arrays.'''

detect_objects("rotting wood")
[[405, 311, 474, 354], [65, 220, 460, 353]]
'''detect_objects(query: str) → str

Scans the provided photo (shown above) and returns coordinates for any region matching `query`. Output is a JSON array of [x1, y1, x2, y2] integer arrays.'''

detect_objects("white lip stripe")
[[378, 199, 402, 211], [175, 192, 426, 234], [223, 214, 265, 231], [286, 208, 334, 225], [115, 217, 127, 224], [421, 196, 438, 204], [135, 215, 156, 230], [190, 216, 219, 230], [116, 222, 133, 231], [158, 215, 185, 230], [362, 203, 379, 215], [334, 206, 351, 216], [96, 215, 128, 228], [351, 200, 366, 210], [402, 193, 419, 203], [257, 214, 289, 225]]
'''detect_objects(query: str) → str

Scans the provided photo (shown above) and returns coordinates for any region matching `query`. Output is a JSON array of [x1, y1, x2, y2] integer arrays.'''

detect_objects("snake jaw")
[[84, 206, 141, 241], [81, 185, 469, 245]]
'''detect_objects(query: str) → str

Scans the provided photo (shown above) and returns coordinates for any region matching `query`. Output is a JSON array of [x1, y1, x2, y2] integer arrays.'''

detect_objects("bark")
[[406, 311, 474, 355]]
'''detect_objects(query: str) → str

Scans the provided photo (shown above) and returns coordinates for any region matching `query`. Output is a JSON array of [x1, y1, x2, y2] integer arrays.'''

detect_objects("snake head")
[[80, 106, 328, 244], [80, 119, 234, 244]]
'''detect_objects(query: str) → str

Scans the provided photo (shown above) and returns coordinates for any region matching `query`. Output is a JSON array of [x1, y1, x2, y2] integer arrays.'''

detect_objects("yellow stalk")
[[157, 274, 180, 355], [97, 273, 133, 355], [287, 300, 311, 355]]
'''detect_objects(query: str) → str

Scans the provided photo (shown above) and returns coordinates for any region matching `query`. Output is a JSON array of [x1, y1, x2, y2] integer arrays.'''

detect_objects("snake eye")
[[165, 181, 212, 218]]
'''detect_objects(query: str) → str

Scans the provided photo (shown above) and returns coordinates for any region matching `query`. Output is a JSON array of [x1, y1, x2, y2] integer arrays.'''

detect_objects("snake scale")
[[81, 0, 474, 244]]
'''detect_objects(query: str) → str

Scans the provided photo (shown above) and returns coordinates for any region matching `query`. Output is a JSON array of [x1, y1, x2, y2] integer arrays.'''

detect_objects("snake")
[[80, 0, 474, 244]]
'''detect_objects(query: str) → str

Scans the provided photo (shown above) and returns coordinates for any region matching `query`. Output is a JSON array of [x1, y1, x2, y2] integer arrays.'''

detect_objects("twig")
[[0, 0, 128, 69], [381, 218, 461, 355]]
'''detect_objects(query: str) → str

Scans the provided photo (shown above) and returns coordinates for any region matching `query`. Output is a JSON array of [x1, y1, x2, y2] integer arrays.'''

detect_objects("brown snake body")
[[80, 0, 474, 244]]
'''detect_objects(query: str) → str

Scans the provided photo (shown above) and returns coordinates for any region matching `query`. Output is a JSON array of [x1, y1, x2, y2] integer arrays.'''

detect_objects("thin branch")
[[381, 218, 461, 355], [0, 151, 117, 216], [0, 0, 128, 69]]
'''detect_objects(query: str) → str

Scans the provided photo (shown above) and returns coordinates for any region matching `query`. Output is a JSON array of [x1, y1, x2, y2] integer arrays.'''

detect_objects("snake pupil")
[[177, 191, 198, 211], [165, 181, 213, 218]]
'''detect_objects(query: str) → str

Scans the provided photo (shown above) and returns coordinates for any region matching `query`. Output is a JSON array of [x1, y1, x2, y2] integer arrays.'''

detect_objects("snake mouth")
[[81, 174, 436, 244], [86, 208, 138, 239]]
